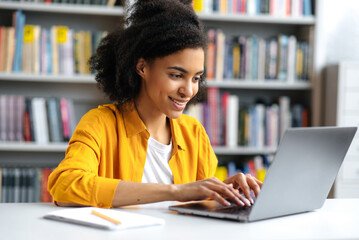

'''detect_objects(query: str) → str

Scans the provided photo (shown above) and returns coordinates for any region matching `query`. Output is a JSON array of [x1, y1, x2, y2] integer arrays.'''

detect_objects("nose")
[[178, 79, 195, 98]]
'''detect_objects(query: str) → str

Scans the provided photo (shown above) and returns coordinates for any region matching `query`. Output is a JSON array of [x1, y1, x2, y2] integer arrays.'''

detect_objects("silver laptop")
[[169, 127, 357, 222]]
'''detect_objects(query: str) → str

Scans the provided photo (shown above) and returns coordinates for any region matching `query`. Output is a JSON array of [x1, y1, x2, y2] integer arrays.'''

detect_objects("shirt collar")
[[118, 101, 186, 151], [121, 102, 148, 138]]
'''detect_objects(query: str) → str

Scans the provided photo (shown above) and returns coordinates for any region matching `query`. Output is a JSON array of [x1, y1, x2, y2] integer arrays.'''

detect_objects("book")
[[277, 34, 289, 81], [1, 168, 6, 203], [12, 10, 26, 73], [6, 95, 16, 141], [0, 27, 6, 72], [51, 26, 59, 74], [43, 207, 165, 231], [41, 168, 52, 202], [206, 29, 216, 80], [15, 95, 25, 141], [193, 0, 204, 12], [279, 96, 291, 139], [217, 155, 271, 180], [287, 35, 297, 83], [207, 87, 219, 145], [47, 98, 63, 142], [215, 30, 225, 80], [214, 166, 228, 182], [226, 94, 239, 147], [32, 98, 50, 144], [60, 98, 70, 141], [59, 27, 74, 75], [0, 95, 7, 141], [5, 27, 15, 73]]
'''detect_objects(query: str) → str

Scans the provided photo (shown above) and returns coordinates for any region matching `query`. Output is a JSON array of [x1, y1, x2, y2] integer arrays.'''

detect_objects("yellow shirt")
[[48, 103, 218, 208]]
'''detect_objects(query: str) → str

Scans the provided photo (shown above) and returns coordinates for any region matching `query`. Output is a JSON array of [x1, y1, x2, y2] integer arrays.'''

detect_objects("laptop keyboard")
[[213, 204, 252, 215]]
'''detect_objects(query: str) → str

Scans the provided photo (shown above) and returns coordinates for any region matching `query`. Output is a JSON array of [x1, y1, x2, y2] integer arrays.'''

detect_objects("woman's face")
[[137, 48, 204, 119]]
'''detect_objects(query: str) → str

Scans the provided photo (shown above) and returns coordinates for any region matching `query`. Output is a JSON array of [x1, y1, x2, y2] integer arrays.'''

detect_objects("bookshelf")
[[191, 0, 316, 177], [0, 142, 67, 152], [197, 13, 315, 25], [206, 80, 311, 90], [0, 1, 317, 191], [0, 2, 124, 16], [0, 1, 316, 158], [0, 2, 123, 170], [0, 72, 95, 83]]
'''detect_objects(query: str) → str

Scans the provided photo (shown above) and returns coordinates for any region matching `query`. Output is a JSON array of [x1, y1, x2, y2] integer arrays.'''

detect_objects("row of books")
[[0, 10, 107, 75], [0, 167, 53, 203], [206, 29, 310, 82], [0, 95, 76, 143], [185, 89, 309, 147], [0, 0, 122, 6], [193, 0, 313, 17], [214, 155, 273, 182]]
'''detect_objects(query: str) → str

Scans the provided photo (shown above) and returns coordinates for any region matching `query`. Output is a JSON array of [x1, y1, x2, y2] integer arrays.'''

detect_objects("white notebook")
[[44, 207, 165, 230]]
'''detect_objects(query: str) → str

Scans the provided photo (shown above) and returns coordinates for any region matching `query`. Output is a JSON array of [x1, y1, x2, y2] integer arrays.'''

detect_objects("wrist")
[[168, 184, 180, 201]]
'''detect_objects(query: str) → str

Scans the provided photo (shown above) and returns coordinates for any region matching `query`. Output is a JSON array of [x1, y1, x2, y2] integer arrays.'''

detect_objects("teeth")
[[171, 98, 186, 105]]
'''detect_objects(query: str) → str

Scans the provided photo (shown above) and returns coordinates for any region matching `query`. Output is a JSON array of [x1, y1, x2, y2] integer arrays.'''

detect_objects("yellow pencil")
[[91, 210, 121, 225]]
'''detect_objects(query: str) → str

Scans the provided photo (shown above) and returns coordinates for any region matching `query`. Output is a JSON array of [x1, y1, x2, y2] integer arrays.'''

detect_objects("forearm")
[[111, 181, 177, 207]]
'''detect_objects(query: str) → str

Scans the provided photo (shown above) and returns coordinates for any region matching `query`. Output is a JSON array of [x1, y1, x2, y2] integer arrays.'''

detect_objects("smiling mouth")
[[169, 97, 188, 106]]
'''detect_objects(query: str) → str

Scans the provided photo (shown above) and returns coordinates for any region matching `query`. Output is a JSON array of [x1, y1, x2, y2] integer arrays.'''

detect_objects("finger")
[[224, 184, 246, 206], [246, 176, 261, 197], [204, 188, 231, 207], [206, 181, 245, 206], [235, 173, 253, 205], [222, 177, 251, 206], [255, 178, 263, 187]]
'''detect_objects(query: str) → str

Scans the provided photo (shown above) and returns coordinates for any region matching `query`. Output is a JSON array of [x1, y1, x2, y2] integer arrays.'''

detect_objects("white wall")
[[314, 0, 359, 124]]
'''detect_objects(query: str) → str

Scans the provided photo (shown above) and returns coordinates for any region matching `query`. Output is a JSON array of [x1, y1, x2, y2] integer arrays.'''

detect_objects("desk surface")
[[0, 199, 358, 240]]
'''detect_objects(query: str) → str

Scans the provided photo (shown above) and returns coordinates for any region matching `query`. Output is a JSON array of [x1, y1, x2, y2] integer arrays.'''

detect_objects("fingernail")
[[235, 197, 244, 206], [244, 199, 251, 206], [225, 200, 231, 206], [250, 198, 254, 204]]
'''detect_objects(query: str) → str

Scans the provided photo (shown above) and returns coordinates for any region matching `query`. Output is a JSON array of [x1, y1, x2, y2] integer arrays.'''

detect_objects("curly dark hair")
[[89, 0, 208, 107]]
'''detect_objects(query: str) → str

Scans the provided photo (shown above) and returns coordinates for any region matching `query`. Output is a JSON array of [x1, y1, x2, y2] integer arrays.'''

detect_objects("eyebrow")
[[167, 66, 204, 75]]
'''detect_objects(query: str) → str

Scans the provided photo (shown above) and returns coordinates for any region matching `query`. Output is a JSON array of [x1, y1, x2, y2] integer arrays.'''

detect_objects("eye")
[[169, 73, 183, 79], [193, 75, 202, 82]]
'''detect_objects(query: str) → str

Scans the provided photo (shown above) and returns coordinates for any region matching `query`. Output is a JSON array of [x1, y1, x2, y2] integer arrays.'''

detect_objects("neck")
[[134, 97, 171, 145]]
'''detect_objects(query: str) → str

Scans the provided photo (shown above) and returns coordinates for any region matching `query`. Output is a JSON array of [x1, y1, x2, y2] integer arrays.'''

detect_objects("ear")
[[136, 58, 146, 78]]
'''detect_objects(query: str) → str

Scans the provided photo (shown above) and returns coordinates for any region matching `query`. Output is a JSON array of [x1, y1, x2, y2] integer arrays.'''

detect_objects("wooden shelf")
[[206, 80, 312, 90], [212, 146, 276, 155], [0, 2, 124, 16], [0, 142, 277, 155], [0, 73, 95, 84], [0, 142, 68, 152], [0, 73, 311, 90], [198, 13, 315, 25]]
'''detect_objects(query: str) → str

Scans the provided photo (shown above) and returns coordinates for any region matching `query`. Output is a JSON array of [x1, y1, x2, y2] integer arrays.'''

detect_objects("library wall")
[[314, 0, 359, 124]]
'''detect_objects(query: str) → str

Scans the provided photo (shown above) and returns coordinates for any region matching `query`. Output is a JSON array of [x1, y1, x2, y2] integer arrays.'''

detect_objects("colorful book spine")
[[193, 0, 312, 16], [217, 155, 272, 181], [0, 95, 76, 144], [12, 10, 26, 73], [204, 29, 310, 82], [0, 168, 53, 203], [185, 93, 309, 147]]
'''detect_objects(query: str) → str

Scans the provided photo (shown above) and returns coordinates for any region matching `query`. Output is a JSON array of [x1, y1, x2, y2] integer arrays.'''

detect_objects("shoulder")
[[173, 113, 206, 135], [76, 104, 119, 131]]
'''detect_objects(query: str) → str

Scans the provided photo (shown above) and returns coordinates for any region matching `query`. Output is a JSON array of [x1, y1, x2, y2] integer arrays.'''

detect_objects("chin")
[[166, 111, 183, 119]]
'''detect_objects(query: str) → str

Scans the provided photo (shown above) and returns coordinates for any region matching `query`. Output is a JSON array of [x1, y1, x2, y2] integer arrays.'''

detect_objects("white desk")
[[0, 199, 358, 240]]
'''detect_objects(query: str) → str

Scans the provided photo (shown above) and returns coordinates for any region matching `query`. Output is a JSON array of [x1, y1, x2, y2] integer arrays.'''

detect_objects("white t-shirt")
[[141, 137, 174, 184]]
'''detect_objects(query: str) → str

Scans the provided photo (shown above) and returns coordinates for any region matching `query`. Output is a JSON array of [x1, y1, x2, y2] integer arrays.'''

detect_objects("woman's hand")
[[173, 177, 253, 207], [223, 173, 263, 204]]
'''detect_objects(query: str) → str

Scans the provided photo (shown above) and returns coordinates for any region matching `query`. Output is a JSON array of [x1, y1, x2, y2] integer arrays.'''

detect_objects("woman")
[[48, 0, 262, 209]]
